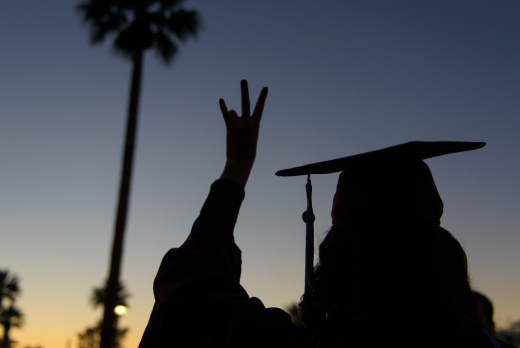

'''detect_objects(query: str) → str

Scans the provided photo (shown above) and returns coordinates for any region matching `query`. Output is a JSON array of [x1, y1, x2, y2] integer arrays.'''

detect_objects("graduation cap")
[[275, 141, 485, 293]]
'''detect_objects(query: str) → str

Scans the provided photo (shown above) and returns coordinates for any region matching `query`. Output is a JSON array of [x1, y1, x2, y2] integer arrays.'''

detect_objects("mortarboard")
[[275, 141, 486, 293]]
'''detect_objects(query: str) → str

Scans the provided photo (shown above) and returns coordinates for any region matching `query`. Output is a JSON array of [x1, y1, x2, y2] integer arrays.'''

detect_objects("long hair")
[[299, 223, 486, 348]]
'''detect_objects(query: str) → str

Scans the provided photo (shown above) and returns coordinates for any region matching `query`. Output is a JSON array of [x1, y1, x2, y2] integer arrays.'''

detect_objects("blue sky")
[[1, 1, 519, 347]]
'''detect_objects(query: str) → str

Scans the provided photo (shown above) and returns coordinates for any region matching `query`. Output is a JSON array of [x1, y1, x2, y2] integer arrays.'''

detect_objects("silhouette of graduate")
[[139, 80, 503, 348]]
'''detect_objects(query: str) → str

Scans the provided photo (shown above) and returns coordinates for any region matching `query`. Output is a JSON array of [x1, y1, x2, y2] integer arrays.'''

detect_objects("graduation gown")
[[138, 179, 315, 348], [138, 179, 513, 348]]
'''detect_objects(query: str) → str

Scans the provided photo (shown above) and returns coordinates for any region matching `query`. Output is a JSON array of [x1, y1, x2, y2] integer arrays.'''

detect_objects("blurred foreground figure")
[[139, 81, 502, 348], [473, 291, 496, 335]]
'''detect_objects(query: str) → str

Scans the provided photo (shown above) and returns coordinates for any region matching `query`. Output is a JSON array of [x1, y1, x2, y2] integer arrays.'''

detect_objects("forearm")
[[173, 178, 245, 280], [191, 178, 245, 237], [220, 160, 254, 188]]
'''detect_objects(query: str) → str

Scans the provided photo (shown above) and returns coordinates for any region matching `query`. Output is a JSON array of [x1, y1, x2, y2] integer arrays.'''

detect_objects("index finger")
[[219, 98, 230, 125], [252, 87, 268, 123]]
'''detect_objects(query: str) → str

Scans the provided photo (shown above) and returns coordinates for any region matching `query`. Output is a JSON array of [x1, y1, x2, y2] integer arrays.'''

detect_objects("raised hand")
[[219, 80, 268, 187]]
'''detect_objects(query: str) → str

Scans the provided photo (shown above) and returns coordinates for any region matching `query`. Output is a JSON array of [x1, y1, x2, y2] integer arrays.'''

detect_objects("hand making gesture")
[[219, 80, 268, 187]]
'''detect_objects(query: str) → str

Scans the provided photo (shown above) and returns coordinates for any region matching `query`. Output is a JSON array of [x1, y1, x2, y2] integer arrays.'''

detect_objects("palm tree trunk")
[[100, 49, 144, 348], [2, 323, 10, 348]]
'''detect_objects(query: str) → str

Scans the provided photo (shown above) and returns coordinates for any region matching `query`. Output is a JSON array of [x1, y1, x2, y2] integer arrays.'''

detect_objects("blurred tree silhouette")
[[0, 270, 22, 348], [497, 320, 520, 346], [0, 271, 20, 314], [78, 281, 130, 348], [90, 280, 130, 309], [0, 305, 23, 348], [76, 1, 202, 347], [284, 302, 303, 328], [78, 320, 128, 348]]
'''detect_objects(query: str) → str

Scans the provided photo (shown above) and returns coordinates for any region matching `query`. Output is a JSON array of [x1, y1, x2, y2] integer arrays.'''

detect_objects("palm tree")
[[76, 1, 201, 347], [0, 305, 23, 348], [0, 270, 20, 314]]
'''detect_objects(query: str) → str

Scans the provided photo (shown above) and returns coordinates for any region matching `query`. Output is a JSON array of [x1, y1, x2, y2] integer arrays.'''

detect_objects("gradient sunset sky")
[[1, 1, 519, 347]]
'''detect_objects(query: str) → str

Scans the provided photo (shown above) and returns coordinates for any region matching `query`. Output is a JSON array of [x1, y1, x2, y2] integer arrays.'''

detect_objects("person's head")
[[276, 141, 487, 346], [299, 223, 485, 347]]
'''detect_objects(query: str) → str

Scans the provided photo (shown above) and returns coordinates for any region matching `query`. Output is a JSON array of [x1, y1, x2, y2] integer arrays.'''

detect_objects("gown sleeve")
[[138, 179, 313, 348]]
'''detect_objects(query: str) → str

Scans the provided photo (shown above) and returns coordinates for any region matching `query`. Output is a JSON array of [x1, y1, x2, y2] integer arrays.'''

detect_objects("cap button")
[[302, 211, 316, 223]]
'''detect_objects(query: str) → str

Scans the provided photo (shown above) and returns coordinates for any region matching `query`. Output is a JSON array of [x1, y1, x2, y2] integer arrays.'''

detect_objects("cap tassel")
[[304, 175, 315, 294]]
